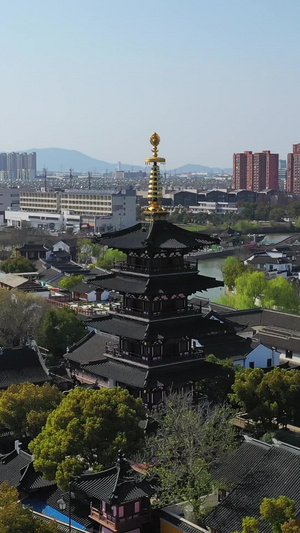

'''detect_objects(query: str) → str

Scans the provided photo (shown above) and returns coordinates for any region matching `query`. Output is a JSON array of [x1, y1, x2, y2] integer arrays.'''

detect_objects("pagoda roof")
[[86, 314, 230, 341], [95, 220, 219, 252], [73, 455, 154, 504], [83, 358, 231, 390], [89, 271, 223, 295], [0, 346, 49, 389]]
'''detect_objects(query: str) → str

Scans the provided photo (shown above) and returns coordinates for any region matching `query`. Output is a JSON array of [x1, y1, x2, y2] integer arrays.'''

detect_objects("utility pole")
[[43, 167, 47, 191], [69, 168, 73, 189]]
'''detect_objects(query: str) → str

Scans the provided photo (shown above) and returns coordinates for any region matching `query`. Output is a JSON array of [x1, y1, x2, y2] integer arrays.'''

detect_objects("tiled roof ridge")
[[243, 435, 271, 449], [80, 465, 118, 480], [68, 331, 95, 353], [273, 439, 300, 454]]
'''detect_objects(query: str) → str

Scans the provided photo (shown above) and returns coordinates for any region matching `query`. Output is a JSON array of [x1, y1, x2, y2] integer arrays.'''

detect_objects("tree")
[[260, 497, 296, 533], [222, 256, 248, 291], [0, 289, 47, 346], [38, 307, 87, 357], [231, 367, 300, 429], [263, 277, 299, 313], [58, 274, 84, 290], [0, 481, 59, 532], [235, 271, 267, 309], [269, 208, 285, 222], [1, 256, 35, 273], [0, 383, 62, 439], [143, 393, 237, 518], [96, 248, 126, 270], [29, 387, 145, 489]]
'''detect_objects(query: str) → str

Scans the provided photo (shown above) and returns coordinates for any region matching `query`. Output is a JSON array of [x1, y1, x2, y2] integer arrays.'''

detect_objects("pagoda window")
[[118, 506, 124, 518], [134, 501, 141, 513]]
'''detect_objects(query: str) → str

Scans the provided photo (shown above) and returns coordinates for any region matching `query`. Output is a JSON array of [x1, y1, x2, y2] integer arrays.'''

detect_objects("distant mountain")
[[26, 148, 144, 173], [24, 147, 231, 175], [171, 163, 232, 174]]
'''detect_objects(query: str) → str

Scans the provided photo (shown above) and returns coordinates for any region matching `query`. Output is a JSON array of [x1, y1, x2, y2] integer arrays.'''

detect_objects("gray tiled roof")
[[73, 458, 155, 504], [86, 314, 229, 341], [94, 271, 223, 295], [206, 441, 300, 533], [212, 437, 270, 486], [66, 331, 116, 364], [0, 347, 49, 389], [0, 449, 32, 487], [95, 220, 219, 251], [84, 358, 231, 390]]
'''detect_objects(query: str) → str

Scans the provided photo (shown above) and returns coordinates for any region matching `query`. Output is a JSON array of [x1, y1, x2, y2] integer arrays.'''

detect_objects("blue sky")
[[0, 0, 299, 168]]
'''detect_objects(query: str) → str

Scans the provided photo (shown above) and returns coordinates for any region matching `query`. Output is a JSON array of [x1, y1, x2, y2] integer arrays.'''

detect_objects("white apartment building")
[[190, 201, 239, 215], [6, 188, 137, 232]]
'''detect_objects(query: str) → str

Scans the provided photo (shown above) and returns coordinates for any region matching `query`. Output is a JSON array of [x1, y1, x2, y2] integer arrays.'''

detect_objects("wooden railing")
[[105, 343, 204, 365], [89, 507, 151, 532], [113, 261, 198, 274], [109, 303, 201, 319]]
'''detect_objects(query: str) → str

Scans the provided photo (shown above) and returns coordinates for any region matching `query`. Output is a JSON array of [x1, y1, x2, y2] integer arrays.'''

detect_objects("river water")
[[196, 233, 293, 302]]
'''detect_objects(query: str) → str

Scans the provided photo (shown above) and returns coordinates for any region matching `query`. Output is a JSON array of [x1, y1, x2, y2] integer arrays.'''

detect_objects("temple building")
[[65, 134, 237, 407]]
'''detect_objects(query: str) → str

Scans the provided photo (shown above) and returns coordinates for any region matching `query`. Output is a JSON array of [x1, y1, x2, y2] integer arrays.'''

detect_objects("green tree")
[[0, 481, 59, 532], [38, 307, 86, 357], [231, 367, 300, 429], [235, 271, 267, 309], [1, 256, 35, 273], [269, 208, 286, 222], [143, 393, 236, 518], [29, 387, 145, 489], [0, 289, 47, 346], [0, 383, 62, 439], [282, 520, 300, 533], [96, 248, 126, 270], [287, 202, 300, 218], [222, 256, 248, 291], [260, 497, 296, 533], [58, 274, 84, 290], [262, 277, 299, 313]]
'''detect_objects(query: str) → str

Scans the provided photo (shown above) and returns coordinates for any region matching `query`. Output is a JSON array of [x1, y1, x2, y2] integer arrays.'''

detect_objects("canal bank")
[[195, 233, 298, 302]]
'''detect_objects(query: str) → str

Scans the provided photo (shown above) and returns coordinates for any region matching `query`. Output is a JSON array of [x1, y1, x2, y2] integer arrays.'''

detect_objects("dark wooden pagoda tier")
[[94, 219, 219, 252], [73, 217, 239, 406], [90, 270, 223, 295]]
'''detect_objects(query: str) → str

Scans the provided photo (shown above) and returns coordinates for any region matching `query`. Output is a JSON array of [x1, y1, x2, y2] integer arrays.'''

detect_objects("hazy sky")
[[1, 0, 300, 168]]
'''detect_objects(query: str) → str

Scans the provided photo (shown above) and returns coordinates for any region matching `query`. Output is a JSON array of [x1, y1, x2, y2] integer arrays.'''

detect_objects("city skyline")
[[1, 0, 300, 168]]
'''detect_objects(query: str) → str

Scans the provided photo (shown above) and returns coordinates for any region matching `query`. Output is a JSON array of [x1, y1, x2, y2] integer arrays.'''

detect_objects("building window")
[[286, 350, 293, 359], [267, 358, 272, 367], [249, 362, 255, 369]]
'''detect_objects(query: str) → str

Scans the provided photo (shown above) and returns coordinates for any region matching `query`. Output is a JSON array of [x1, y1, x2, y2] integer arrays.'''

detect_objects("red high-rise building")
[[264, 150, 279, 190], [233, 150, 279, 192], [233, 153, 247, 189], [287, 144, 300, 193]]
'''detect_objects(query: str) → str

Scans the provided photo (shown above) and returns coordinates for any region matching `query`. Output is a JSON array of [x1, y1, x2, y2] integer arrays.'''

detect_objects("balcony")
[[113, 261, 198, 275], [109, 303, 201, 319], [89, 507, 151, 532], [105, 343, 204, 365]]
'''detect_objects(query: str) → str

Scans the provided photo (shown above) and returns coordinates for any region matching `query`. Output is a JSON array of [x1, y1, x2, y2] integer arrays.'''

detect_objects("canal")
[[196, 233, 293, 302]]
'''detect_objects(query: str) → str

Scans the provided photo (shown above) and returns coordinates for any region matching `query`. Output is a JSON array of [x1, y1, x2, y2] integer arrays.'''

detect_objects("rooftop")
[[94, 220, 219, 252], [0, 346, 49, 389], [206, 439, 300, 533]]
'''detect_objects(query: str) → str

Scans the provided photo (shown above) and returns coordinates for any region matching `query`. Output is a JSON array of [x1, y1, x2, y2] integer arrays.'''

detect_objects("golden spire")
[[144, 133, 167, 220]]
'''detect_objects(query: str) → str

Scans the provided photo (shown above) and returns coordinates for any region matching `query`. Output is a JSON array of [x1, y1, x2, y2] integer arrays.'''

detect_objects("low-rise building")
[[6, 187, 136, 231]]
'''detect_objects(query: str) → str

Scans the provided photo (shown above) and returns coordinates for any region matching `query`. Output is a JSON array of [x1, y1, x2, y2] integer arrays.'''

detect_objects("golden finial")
[[144, 132, 167, 220], [145, 132, 166, 164]]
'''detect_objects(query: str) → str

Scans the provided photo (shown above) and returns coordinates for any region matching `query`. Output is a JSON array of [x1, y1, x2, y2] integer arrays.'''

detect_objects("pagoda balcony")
[[113, 261, 198, 275], [109, 303, 201, 319], [105, 343, 204, 365], [89, 507, 151, 532]]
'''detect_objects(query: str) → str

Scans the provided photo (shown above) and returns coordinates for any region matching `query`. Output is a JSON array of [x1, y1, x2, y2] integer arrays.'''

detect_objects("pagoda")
[[69, 134, 235, 407]]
